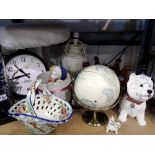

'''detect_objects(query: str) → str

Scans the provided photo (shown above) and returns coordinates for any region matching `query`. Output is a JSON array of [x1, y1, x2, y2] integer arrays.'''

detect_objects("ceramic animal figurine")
[[94, 56, 100, 64], [109, 58, 121, 76], [119, 66, 131, 88], [83, 61, 90, 68], [118, 73, 154, 126], [106, 116, 121, 134]]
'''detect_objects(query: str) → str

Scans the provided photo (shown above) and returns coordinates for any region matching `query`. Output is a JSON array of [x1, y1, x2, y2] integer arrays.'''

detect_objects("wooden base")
[[82, 111, 108, 127]]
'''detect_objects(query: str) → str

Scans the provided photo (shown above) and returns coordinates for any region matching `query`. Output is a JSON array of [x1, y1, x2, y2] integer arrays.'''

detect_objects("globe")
[[74, 65, 120, 111]]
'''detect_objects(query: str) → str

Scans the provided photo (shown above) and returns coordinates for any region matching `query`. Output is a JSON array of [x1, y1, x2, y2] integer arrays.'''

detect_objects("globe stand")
[[82, 111, 108, 127]]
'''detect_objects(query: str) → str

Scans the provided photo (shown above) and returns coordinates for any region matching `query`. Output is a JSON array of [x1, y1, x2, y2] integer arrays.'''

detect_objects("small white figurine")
[[48, 65, 67, 82], [106, 116, 121, 134], [118, 73, 154, 126]]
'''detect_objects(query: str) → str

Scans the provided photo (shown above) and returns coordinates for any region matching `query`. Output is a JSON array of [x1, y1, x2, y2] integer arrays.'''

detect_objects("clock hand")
[[11, 73, 30, 80], [14, 65, 30, 78], [12, 69, 18, 79]]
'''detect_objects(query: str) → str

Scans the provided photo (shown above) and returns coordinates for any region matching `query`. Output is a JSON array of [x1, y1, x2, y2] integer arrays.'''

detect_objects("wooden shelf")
[[0, 109, 155, 135]]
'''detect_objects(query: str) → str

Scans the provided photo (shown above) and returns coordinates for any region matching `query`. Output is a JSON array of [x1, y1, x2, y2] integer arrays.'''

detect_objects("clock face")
[[5, 53, 47, 96]]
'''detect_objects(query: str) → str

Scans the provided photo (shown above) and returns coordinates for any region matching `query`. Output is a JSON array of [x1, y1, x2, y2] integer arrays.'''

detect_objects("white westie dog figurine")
[[106, 116, 121, 134], [118, 73, 154, 126]]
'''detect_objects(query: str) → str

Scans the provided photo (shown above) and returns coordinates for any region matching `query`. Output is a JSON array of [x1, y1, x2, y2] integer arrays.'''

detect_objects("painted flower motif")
[[29, 122, 45, 133], [44, 96, 51, 104], [17, 105, 28, 113], [61, 108, 67, 118]]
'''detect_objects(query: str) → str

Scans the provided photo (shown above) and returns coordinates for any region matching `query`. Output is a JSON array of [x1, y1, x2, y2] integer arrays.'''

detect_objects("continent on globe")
[[74, 65, 120, 111]]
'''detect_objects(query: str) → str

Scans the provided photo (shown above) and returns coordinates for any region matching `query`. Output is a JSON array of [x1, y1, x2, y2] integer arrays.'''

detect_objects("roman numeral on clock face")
[[7, 67, 13, 72], [17, 86, 22, 92], [37, 62, 40, 67], [7, 75, 10, 79], [13, 60, 16, 65], [21, 56, 26, 62]]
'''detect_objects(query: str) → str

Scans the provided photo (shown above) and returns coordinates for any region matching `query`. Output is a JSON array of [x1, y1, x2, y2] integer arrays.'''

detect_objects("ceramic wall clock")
[[5, 50, 48, 98]]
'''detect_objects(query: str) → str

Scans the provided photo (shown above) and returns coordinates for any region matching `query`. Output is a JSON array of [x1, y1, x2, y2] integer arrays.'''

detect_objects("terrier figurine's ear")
[[129, 73, 136, 79], [110, 116, 115, 121], [128, 73, 136, 83]]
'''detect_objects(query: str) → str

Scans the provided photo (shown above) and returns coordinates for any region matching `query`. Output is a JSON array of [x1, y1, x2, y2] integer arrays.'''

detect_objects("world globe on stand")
[[74, 65, 120, 111]]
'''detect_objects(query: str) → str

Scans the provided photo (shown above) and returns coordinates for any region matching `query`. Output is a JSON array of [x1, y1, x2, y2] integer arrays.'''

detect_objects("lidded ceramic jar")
[[61, 39, 87, 77]]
